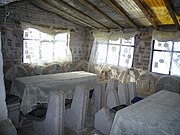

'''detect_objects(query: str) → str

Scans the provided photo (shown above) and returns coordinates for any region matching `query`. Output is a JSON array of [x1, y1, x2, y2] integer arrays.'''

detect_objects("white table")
[[110, 90, 180, 135], [10, 71, 97, 114]]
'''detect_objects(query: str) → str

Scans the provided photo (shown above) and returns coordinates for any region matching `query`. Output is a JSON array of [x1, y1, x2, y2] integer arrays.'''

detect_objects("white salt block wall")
[[0, 31, 8, 120]]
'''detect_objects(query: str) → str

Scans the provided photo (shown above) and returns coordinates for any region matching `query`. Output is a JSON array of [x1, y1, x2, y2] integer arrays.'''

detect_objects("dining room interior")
[[0, 0, 180, 135]]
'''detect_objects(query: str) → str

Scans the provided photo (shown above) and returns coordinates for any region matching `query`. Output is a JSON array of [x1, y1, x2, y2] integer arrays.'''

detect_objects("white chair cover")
[[33, 91, 65, 135]]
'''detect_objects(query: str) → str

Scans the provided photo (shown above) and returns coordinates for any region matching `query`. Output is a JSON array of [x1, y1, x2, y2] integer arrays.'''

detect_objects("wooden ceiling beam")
[[102, 0, 138, 29], [133, 0, 158, 29], [49, 0, 108, 29], [163, 0, 180, 29], [78, 0, 122, 29], [29, 0, 98, 29]]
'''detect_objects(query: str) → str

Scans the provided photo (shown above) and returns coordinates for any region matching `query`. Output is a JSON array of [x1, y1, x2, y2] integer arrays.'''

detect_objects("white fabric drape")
[[89, 30, 137, 65], [153, 30, 180, 42], [21, 22, 72, 64], [93, 30, 139, 41], [21, 21, 69, 35]]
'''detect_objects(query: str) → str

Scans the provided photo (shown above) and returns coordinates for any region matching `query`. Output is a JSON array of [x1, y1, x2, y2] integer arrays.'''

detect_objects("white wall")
[[0, 31, 8, 120]]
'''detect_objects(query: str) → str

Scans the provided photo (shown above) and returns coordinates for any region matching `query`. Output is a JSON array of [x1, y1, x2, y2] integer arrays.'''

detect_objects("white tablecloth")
[[10, 71, 97, 114], [110, 90, 180, 135]]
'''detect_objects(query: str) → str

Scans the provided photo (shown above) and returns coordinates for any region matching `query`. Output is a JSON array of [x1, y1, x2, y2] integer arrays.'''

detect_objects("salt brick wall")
[[0, 1, 88, 69], [133, 31, 153, 70]]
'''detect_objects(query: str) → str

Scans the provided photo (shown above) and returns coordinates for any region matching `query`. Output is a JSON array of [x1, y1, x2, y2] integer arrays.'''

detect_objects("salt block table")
[[110, 90, 180, 135], [10, 71, 97, 114]]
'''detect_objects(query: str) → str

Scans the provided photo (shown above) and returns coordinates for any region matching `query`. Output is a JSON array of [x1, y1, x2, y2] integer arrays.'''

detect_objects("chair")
[[6, 94, 21, 128], [104, 78, 118, 107], [95, 107, 114, 135], [42, 63, 63, 74], [118, 83, 129, 105], [118, 82, 137, 105], [155, 75, 180, 93], [106, 89, 120, 109], [65, 85, 88, 133], [94, 82, 107, 113], [33, 91, 65, 135]]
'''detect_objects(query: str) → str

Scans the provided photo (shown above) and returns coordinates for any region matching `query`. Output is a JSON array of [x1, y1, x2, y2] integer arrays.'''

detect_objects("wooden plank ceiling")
[[1, 0, 180, 30]]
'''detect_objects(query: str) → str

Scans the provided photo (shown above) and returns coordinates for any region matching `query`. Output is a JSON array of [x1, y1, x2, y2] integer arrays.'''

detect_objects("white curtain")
[[21, 21, 69, 35], [153, 30, 180, 42], [21, 21, 72, 64], [89, 30, 138, 65], [93, 30, 139, 41]]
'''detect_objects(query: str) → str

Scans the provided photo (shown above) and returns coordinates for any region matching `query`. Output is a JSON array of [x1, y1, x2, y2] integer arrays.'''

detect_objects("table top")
[[110, 90, 180, 135], [15, 71, 97, 84], [10, 71, 97, 114]]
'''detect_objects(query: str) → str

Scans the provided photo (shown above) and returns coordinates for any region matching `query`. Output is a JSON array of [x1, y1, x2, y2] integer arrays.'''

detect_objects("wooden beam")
[[48, 0, 108, 29], [78, 0, 122, 29], [133, 0, 158, 29], [102, 0, 138, 29], [29, 0, 97, 29], [163, 0, 180, 29]]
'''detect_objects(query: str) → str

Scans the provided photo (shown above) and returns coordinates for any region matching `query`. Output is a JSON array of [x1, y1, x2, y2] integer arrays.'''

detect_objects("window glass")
[[54, 42, 67, 61], [122, 37, 134, 46], [23, 28, 40, 39], [119, 46, 134, 67], [171, 52, 180, 76], [55, 33, 68, 42], [151, 40, 180, 76], [109, 39, 120, 44], [40, 42, 54, 62], [23, 40, 40, 63], [41, 33, 54, 41], [174, 42, 180, 51], [154, 40, 173, 51], [151, 51, 171, 74], [107, 45, 120, 65], [23, 28, 70, 64], [96, 44, 108, 63], [95, 37, 134, 67]]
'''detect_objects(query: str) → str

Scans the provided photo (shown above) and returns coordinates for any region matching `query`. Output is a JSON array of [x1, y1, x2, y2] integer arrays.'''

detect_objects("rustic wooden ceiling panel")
[[88, 0, 132, 28], [114, 0, 151, 27], [9, 0, 178, 30], [61, 0, 119, 29], [29, 0, 97, 29], [140, 0, 174, 25]]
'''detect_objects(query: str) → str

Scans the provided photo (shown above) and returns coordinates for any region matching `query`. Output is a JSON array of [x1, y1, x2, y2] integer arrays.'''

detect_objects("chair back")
[[46, 91, 65, 135], [71, 85, 88, 130]]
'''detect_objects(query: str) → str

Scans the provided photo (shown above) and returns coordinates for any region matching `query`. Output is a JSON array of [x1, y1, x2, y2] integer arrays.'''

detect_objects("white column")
[[0, 31, 8, 120]]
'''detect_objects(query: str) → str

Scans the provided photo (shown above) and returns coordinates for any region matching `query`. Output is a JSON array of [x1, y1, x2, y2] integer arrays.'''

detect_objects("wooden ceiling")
[[1, 0, 180, 30]]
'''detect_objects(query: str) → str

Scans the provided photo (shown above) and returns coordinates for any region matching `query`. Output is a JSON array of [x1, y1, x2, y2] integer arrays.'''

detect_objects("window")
[[151, 40, 180, 76], [95, 37, 134, 68], [23, 28, 71, 64]]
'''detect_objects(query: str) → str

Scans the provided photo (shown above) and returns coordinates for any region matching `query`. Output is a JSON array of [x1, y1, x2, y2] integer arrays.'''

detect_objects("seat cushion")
[[131, 97, 143, 104], [110, 105, 127, 114], [25, 103, 47, 121]]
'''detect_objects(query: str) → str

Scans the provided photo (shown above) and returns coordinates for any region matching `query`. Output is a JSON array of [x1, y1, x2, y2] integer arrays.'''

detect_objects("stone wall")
[[133, 31, 153, 70], [0, 1, 88, 70]]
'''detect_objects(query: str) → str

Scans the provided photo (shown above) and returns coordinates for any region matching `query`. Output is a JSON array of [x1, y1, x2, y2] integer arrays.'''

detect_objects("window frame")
[[150, 39, 180, 75], [23, 28, 70, 64], [95, 37, 135, 68]]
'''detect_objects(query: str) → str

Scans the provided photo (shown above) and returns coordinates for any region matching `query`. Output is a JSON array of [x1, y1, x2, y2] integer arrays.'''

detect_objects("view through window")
[[151, 40, 180, 76], [23, 28, 70, 64], [95, 37, 134, 68]]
